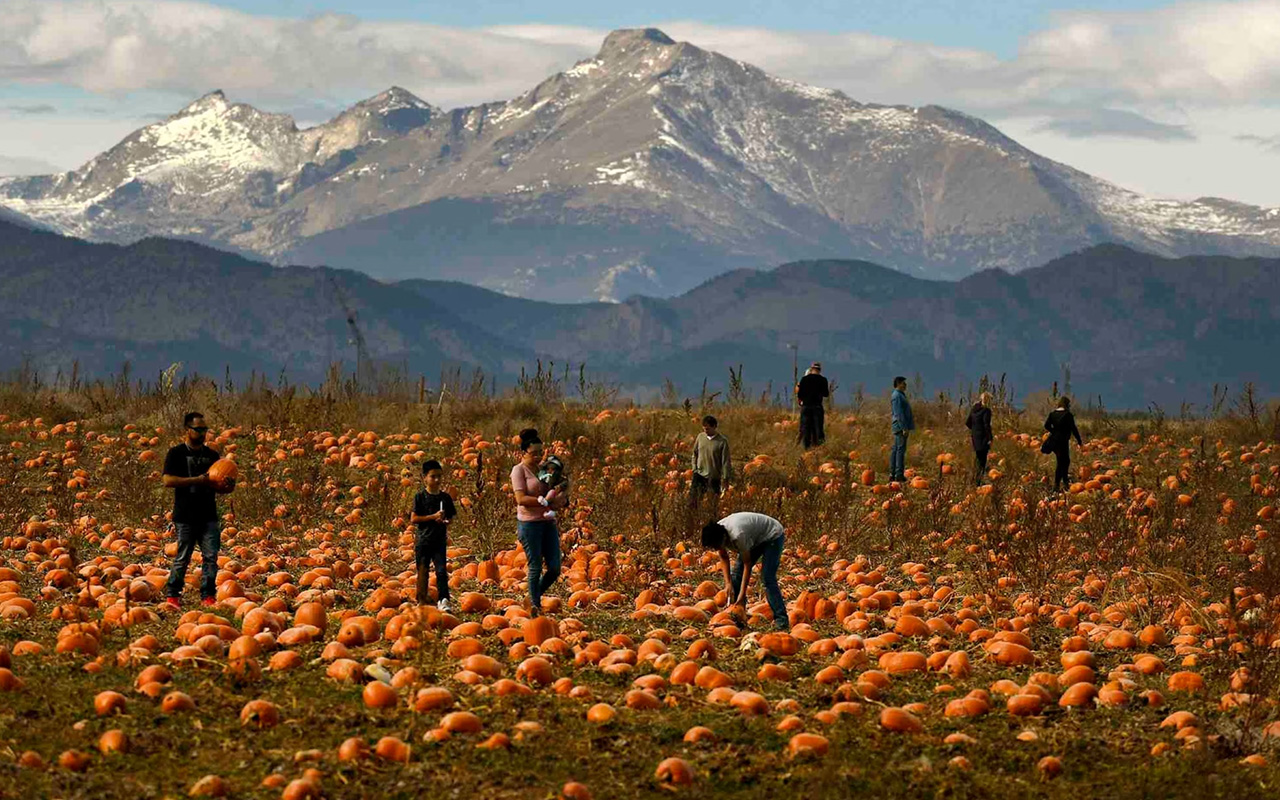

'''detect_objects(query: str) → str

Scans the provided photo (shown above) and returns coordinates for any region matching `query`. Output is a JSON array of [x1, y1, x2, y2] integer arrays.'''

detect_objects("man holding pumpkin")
[[162, 412, 234, 610]]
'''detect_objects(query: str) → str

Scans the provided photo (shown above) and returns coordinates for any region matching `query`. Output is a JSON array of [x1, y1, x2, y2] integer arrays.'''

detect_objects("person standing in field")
[[690, 415, 731, 512], [965, 392, 994, 486], [511, 428, 566, 616], [410, 459, 456, 612], [890, 376, 915, 482], [1044, 396, 1083, 492], [701, 512, 789, 631], [162, 412, 232, 610], [796, 362, 829, 449]]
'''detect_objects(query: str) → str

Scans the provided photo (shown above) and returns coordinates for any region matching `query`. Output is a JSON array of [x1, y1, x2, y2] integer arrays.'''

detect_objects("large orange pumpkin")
[[206, 459, 238, 491]]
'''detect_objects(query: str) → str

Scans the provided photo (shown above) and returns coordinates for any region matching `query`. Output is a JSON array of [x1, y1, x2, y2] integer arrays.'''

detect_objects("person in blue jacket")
[[890, 376, 915, 482]]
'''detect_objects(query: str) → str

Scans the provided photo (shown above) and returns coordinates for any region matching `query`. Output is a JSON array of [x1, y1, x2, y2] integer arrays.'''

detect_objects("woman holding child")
[[510, 428, 568, 616]]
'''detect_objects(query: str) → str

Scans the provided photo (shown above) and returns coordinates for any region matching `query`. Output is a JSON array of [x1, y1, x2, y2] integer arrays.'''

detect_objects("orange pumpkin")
[[655, 757, 695, 785], [375, 736, 411, 763], [239, 699, 280, 729], [522, 615, 558, 647], [337, 738, 370, 762], [788, 733, 830, 758], [879, 707, 923, 733], [561, 782, 593, 800], [98, 729, 128, 755], [94, 690, 127, 716], [206, 459, 238, 491], [440, 711, 483, 734], [362, 681, 398, 709]]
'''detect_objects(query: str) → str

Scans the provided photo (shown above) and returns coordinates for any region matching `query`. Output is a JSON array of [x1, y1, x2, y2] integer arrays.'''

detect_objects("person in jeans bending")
[[965, 392, 994, 486], [1044, 396, 1083, 492], [162, 412, 233, 609], [510, 428, 566, 616], [889, 376, 915, 482], [702, 512, 789, 631], [411, 459, 456, 612], [690, 415, 731, 512]]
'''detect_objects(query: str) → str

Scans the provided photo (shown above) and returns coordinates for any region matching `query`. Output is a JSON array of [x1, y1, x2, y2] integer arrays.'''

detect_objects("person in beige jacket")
[[690, 415, 731, 511]]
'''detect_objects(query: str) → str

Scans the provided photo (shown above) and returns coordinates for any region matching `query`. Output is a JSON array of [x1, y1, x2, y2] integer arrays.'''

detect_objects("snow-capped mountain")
[[4, 28, 1279, 302], [0, 86, 437, 245]]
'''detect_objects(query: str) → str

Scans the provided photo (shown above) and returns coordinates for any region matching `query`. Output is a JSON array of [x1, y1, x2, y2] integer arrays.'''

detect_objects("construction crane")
[[329, 276, 376, 387]]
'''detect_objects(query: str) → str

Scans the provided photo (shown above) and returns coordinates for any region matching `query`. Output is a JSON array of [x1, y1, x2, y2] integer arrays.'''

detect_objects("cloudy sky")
[[2, 0, 1279, 206]]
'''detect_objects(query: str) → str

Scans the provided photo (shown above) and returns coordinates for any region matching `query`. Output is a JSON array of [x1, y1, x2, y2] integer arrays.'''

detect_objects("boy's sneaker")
[[201, 597, 216, 607], [165, 597, 181, 611], [437, 598, 450, 614]]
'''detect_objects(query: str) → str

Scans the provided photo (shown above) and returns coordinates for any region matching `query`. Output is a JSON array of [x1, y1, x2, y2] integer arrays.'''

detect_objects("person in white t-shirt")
[[701, 511, 788, 631]]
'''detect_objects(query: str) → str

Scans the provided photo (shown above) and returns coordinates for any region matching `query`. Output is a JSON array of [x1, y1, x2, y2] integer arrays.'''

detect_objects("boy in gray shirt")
[[701, 512, 788, 631], [690, 415, 731, 508]]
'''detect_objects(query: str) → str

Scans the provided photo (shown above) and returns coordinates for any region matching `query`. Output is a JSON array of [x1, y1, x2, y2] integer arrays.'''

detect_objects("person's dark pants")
[[799, 404, 825, 448], [689, 474, 722, 508], [1054, 447, 1071, 491], [973, 445, 990, 485], [518, 520, 562, 611], [890, 430, 909, 480], [729, 534, 788, 630], [414, 529, 449, 604], [165, 521, 220, 600]]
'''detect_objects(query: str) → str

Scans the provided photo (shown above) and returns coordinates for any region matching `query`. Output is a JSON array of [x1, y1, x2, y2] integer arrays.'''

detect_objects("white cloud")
[[0, 109, 141, 172], [1238, 133, 1280, 153], [1031, 108, 1194, 141], [2, 1, 1280, 204], [0, 1, 597, 108], [0, 153, 64, 175], [4, 1, 1280, 115], [997, 105, 1280, 207]]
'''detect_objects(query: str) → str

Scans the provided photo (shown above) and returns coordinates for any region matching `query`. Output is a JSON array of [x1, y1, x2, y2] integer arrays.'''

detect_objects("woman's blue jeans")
[[517, 520, 562, 609]]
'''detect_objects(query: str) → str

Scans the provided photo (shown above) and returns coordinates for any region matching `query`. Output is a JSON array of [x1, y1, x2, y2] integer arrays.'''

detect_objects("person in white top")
[[701, 512, 788, 631]]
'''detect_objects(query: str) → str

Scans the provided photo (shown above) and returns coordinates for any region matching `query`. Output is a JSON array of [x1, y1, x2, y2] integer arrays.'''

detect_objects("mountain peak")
[[180, 90, 229, 116], [6, 25, 1280, 303], [333, 87, 434, 138], [361, 86, 432, 110], [598, 28, 677, 58]]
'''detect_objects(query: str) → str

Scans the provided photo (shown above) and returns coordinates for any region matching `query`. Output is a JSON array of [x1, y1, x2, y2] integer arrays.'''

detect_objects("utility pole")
[[329, 276, 375, 388], [787, 343, 798, 409]]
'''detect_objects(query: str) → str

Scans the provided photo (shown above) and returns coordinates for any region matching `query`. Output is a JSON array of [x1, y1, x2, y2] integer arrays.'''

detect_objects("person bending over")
[[702, 512, 788, 631]]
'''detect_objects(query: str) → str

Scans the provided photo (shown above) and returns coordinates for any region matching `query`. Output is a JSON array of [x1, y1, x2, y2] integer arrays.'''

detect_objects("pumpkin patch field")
[[1, 392, 1279, 799]]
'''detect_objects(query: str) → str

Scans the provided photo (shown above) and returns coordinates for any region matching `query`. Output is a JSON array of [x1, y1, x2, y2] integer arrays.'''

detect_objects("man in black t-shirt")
[[795, 362, 830, 449], [410, 459, 457, 611], [162, 412, 232, 609]]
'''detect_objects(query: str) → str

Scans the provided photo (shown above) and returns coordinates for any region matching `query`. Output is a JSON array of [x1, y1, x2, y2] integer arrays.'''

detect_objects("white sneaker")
[[437, 598, 450, 613]]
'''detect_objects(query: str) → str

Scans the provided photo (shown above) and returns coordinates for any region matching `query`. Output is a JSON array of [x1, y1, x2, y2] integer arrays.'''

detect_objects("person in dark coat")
[[1044, 396, 1083, 492], [796, 362, 829, 449], [965, 392, 994, 486]]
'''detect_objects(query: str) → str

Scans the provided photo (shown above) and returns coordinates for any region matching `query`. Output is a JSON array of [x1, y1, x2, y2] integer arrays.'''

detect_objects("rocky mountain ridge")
[[3, 219, 1278, 409], [3, 28, 1279, 301]]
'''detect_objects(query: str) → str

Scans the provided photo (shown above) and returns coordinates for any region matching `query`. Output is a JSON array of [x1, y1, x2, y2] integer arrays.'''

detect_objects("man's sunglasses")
[[187, 426, 209, 433]]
